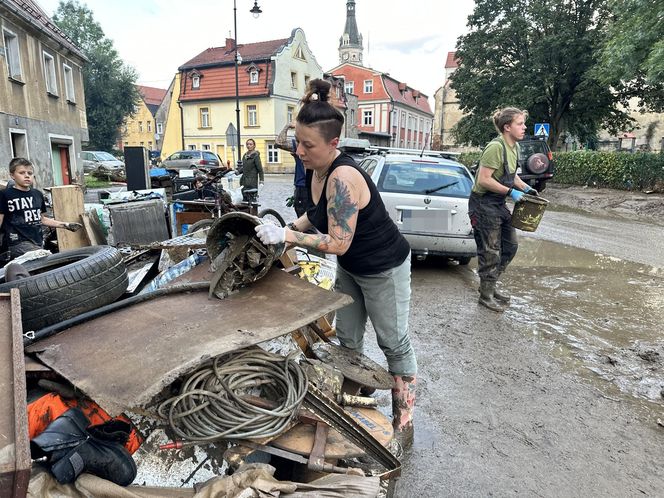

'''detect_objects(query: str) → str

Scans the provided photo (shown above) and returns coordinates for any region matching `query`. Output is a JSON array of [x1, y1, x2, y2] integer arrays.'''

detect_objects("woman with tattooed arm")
[[254, 79, 417, 446]]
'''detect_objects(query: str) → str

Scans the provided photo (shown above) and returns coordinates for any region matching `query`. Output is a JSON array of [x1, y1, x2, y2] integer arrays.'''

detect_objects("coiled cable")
[[158, 348, 308, 441]]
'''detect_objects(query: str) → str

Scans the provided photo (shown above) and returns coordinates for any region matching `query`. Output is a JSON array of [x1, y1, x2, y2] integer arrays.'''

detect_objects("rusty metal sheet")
[[27, 269, 352, 416], [0, 289, 31, 497]]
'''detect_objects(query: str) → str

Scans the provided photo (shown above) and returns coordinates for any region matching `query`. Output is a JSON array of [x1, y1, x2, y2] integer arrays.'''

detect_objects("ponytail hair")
[[296, 79, 344, 141], [492, 107, 528, 134]]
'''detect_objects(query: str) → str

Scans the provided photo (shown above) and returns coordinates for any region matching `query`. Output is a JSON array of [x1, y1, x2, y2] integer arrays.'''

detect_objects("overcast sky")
[[39, 0, 475, 104]]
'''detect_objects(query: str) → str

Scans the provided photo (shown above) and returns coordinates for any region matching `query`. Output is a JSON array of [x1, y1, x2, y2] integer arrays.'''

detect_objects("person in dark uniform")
[[468, 108, 539, 312], [254, 79, 417, 446], [0, 158, 81, 261], [239, 139, 264, 202], [275, 122, 312, 217]]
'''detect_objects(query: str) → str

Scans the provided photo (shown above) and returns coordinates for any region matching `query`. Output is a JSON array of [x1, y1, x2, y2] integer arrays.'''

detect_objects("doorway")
[[49, 134, 74, 186], [9, 128, 28, 158]]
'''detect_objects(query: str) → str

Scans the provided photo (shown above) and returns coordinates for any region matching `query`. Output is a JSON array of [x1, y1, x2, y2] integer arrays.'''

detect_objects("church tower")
[[338, 0, 363, 65]]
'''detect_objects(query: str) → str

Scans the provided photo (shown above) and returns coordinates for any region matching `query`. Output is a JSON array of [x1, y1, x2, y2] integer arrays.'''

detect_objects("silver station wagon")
[[356, 148, 477, 264]]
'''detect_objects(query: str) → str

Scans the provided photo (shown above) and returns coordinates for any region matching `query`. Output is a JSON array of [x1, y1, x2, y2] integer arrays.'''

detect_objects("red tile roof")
[[383, 76, 433, 115], [445, 51, 459, 69], [179, 61, 274, 102], [180, 37, 289, 69], [137, 85, 168, 106]]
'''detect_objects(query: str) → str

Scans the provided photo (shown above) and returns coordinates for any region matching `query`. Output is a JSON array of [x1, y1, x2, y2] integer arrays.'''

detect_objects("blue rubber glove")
[[509, 188, 525, 202], [523, 185, 539, 196]]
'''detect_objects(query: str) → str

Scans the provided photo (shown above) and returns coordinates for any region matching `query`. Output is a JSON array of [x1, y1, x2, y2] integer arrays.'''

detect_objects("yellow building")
[[119, 85, 167, 152], [176, 28, 323, 173]]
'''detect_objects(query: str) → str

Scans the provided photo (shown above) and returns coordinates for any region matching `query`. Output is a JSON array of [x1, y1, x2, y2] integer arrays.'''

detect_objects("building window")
[[287, 106, 295, 125], [140, 141, 144, 146], [267, 143, 280, 163], [63, 64, 75, 102], [138, 121, 143, 132], [345, 81, 354, 94], [199, 107, 210, 128], [202, 144, 211, 150], [247, 104, 258, 127], [124, 142, 129, 146], [148, 141, 153, 149], [304, 75, 310, 88], [290, 71, 297, 89], [294, 45, 305, 60], [43, 51, 57, 95], [157, 122, 163, 134], [249, 69, 259, 84], [3, 29, 22, 79], [188, 144, 197, 150], [192, 75, 200, 89], [364, 79, 373, 93], [147, 121, 152, 132], [363, 109, 373, 126], [350, 109, 355, 125]]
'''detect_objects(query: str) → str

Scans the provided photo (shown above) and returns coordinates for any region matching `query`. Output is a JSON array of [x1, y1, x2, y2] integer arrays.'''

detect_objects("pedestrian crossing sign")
[[534, 123, 550, 137]]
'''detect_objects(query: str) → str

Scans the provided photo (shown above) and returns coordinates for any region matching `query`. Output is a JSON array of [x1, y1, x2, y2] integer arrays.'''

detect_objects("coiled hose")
[[158, 348, 308, 441]]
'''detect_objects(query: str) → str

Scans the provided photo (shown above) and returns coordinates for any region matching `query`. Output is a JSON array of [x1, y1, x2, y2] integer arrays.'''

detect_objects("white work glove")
[[255, 223, 285, 245], [259, 182, 265, 190]]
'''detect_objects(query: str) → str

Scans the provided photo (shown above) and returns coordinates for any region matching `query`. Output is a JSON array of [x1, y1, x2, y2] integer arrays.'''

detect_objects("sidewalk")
[[544, 183, 664, 224]]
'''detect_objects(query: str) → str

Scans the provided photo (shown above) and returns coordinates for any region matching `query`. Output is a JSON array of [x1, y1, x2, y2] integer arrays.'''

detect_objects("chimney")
[[225, 38, 236, 51]]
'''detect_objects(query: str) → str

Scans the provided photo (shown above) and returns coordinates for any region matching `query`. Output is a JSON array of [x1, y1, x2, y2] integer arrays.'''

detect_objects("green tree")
[[53, 1, 139, 150], [450, 0, 630, 150], [598, 0, 664, 112]]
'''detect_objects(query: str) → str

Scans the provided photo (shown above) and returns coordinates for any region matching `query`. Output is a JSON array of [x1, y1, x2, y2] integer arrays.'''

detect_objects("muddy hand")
[[525, 186, 539, 196], [64, 222, 83, 232]]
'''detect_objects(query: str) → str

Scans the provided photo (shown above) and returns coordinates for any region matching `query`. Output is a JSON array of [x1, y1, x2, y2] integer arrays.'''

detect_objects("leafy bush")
[[457, 152, 482, 168], [553, 151, 664, 190]]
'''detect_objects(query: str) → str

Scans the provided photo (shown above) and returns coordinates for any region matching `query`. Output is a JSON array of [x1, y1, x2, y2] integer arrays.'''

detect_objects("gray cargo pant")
[[334, 254, 417, 376]]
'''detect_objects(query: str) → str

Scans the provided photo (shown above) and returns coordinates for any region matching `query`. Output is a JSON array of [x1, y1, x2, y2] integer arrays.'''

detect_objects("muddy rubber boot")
[[493, 285, 511, 304], [392, 375, 416, 449], [478, 281, 506, 312]]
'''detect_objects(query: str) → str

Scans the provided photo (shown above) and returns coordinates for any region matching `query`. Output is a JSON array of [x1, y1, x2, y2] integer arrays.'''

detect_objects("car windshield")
[[379, 161, 473, 198], [95, 152, 117, 161], [519, 141, 548, 158]]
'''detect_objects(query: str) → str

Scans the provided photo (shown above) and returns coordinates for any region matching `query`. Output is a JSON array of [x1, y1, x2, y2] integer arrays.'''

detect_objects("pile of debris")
[[1, 193, 404, 497]]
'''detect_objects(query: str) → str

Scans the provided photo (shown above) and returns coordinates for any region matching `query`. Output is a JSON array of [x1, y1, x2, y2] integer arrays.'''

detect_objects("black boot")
[[493, 285, 511, 303], [478, 281, 506, 312], [50, 435, 137, 486], [30, 407, 90, 458]]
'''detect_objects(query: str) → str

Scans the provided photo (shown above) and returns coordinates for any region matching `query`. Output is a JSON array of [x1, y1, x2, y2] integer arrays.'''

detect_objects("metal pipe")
[[234, 0, 242, 167]]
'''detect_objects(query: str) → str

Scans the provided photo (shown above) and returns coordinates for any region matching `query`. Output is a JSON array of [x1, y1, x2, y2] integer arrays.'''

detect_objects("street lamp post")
[[233, 0, 262, 169]]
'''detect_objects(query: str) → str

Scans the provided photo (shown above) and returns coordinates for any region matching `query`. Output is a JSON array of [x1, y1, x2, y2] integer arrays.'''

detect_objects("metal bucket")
[[511, 194, 549, 232]]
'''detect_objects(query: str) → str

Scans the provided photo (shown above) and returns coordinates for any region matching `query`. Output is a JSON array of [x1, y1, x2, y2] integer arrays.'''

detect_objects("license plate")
[[402, 209, 449, 232]]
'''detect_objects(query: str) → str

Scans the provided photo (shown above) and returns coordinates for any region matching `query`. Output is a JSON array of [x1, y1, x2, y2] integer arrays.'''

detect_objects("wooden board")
[[0, 290, 31, 498], [27, 268, 353, 416], [272, 407, 393, 459], [50, 185, 88, 249]]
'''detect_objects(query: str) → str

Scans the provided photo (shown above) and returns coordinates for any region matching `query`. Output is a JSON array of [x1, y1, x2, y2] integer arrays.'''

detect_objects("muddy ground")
[[258, 177, 664, 497]]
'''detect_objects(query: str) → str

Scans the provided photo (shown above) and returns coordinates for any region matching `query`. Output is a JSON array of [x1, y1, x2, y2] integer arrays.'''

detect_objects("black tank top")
[[306, 153, 410, 275]]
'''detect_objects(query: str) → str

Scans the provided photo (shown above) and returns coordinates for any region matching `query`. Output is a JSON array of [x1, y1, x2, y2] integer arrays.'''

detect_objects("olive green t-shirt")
[[471, 137, 519, 195]]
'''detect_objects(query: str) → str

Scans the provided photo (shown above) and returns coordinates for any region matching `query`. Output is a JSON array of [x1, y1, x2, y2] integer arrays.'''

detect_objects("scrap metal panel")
[[27, 269, 353, 416], [0, 289, 31, 498], [108, 200, 170, 246]]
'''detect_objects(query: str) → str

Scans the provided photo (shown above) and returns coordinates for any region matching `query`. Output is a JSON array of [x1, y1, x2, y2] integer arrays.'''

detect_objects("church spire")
[[338, 0, 363, 65]]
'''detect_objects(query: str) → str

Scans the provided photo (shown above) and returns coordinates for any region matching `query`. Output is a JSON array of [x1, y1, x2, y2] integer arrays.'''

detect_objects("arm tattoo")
[[327, 178, 358, 241]]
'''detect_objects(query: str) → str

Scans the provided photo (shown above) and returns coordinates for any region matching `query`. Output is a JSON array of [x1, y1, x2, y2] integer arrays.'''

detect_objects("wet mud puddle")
[[503, 238, 664, 405]]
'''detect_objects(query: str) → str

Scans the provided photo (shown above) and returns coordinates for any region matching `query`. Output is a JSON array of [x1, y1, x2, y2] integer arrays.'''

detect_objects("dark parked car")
[[161, 150, 221, 170], [517, 136, 555, 191]]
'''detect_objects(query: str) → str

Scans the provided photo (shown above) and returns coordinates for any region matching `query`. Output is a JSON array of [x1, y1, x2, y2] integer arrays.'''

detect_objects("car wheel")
[[457, 256, 472, 265], [0, 246, 128, 332]]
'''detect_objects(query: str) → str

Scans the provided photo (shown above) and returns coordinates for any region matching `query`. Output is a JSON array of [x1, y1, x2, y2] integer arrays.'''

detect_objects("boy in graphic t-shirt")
[[0, 158, 82, 261]]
